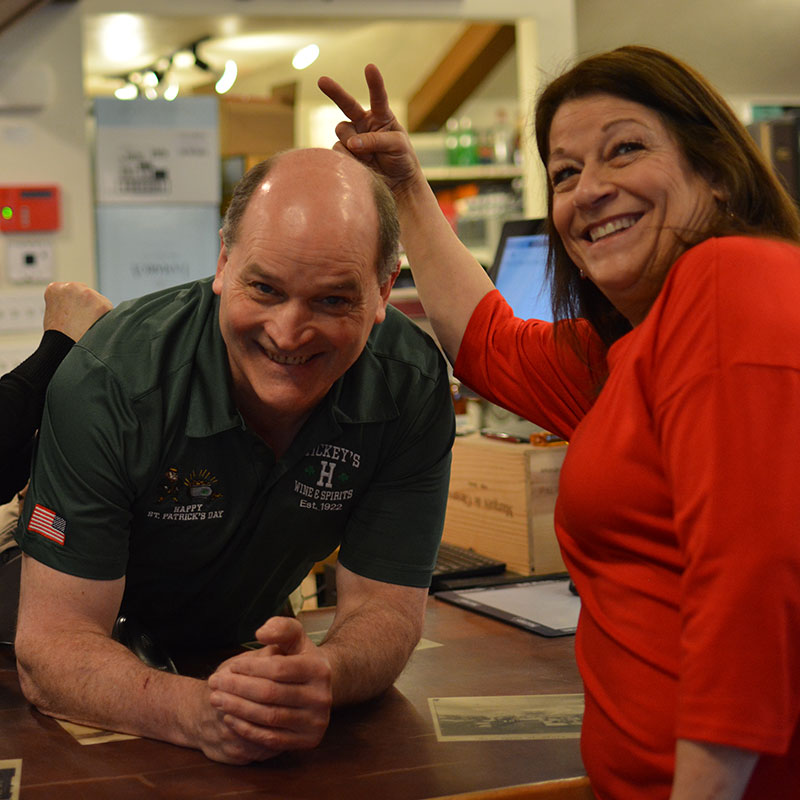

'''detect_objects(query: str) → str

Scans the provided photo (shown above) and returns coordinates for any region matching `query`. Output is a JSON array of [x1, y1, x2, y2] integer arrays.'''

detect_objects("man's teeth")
[[589, 216, 638, 242], [267, 351, 310, 365]]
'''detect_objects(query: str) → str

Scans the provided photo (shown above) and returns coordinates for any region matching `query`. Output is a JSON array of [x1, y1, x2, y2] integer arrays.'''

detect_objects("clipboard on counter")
[[434, 574, 580, 637]]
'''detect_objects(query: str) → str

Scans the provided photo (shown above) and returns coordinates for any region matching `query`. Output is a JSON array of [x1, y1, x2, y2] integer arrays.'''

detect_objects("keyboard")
[[433, 541, 506, 581]]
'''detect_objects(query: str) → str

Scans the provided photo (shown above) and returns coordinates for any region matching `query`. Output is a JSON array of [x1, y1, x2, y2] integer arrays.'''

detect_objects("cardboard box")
[[442, 433, 567, 575]]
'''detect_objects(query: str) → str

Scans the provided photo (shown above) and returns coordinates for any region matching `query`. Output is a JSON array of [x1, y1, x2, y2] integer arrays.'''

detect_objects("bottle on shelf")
[[457, 116, 479, 166], [445, 117, 460, 166], [491, 108, 515, 165]]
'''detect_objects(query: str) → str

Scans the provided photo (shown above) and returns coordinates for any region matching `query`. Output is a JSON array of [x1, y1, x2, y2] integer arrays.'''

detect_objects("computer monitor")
[[488, 219, 552, 322]]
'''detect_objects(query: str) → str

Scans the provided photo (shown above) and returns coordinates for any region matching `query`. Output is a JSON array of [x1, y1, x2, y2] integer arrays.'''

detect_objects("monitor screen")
[[488, 219, 552, 322]]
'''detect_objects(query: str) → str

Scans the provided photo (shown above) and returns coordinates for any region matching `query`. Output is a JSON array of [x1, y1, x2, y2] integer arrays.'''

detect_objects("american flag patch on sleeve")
[[28, 504, 67, 546]]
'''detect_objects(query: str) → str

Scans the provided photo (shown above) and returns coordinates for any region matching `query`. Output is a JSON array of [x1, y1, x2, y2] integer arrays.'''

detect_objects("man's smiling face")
[[213, 149, 392, 437]]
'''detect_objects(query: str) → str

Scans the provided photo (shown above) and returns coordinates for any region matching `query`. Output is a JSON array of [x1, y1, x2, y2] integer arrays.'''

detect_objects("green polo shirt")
[[18, 278, 454, 648]]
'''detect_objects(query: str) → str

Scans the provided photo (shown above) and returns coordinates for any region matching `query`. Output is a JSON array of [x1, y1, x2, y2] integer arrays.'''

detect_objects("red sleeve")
[[652, 237, 800, 752], [453, 290, 604, 440]]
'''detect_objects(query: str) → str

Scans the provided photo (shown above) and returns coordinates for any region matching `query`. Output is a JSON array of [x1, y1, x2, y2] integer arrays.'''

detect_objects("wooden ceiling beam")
[[407, 23, 515, 133], [0, 0, 51, 36]]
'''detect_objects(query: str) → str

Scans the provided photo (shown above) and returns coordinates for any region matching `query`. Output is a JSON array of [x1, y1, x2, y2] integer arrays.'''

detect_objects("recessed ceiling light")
[[292, 43, 320, 70], [100, 15, 146, 64], [211, 33, 290, 53]]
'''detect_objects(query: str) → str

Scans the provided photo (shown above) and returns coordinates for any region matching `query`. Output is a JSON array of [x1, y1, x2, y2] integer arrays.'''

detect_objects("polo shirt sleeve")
[[336, 353, 455, 588], [454, 290, 603, 441], [17, 345, 143, 580], [651, 237, 800, 754]]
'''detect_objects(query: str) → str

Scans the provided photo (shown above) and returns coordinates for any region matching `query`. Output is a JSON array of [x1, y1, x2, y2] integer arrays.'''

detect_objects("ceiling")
[[83, 14, 381, 97], [574, 0, 800, 105], [65, 1, 800, 108]]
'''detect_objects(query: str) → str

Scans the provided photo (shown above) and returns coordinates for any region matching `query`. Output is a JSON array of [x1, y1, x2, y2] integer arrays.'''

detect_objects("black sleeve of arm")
[[0, 329, 74, 503]]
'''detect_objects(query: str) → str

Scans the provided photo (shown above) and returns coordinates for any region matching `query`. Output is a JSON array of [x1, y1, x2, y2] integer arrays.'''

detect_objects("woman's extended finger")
[[334, 120, 359, 144], [317, 75, 365, 123], [363, 64, 393, 125]]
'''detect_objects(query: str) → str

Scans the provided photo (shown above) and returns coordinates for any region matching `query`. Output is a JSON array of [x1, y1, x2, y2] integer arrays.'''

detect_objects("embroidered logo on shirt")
[[294, 443, 361, 512], [148, 465, 225, 522], [184, 468, 223, 502], [157, 466, 181, 503], [28, 504, 67, 546]]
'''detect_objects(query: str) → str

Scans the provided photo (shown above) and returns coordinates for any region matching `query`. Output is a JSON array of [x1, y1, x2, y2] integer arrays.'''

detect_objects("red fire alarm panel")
[[0, 185, 60, 233]]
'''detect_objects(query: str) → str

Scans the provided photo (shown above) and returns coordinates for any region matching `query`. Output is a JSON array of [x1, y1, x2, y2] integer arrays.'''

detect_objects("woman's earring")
[[579, 268, 586, 279]]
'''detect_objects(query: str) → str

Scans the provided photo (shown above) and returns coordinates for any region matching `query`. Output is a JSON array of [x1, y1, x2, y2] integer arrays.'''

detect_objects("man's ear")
[[212, 230, 227, 296], [373, 260, 401, 326], [379, 260, 402, 303]]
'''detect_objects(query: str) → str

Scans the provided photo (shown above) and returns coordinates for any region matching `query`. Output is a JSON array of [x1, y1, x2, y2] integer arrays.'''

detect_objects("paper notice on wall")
[[95, 127, 219, 204], [96, 204, 220, 304], [94, 97, 220, 205]]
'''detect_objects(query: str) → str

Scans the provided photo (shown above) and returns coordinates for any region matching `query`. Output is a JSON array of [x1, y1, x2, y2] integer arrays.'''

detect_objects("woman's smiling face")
[[548, 93, 722, 325]]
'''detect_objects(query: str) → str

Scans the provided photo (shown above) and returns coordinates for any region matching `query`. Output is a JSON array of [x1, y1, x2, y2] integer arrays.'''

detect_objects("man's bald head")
[[221, 148, 399, 284]]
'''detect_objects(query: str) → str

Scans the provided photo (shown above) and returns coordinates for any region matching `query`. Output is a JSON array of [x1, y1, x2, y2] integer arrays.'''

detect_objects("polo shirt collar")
[[185, 295, 240, 438], [185, 307, 399, 439], [328, 341, 399, 426]]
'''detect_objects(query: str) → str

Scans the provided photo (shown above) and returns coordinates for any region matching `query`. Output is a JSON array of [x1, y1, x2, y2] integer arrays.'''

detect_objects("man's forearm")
[[16, 630, 204, 747], [319, 614, 417, 706], [319, 594, 424, 706]]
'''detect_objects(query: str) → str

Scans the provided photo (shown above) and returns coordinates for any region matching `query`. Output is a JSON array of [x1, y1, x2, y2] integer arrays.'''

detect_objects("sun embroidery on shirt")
[[184, 468, 223, 502]]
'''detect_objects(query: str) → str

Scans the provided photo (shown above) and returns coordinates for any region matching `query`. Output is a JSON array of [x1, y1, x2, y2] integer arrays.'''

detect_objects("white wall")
[[0, 0, 577, 371], [0, 3, 95, 367], [575, 0, 800, 106]]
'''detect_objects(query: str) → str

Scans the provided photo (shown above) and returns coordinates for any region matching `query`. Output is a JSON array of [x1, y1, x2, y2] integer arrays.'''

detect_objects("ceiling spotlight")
[[292, 43, 320, 71], [163, 82, 180, 101], [101, 14, 145, 64], [142, 70, 159, 88], [172, 49, 196, 69], [114, 82, 138, 100], [144, 86, 158, 100], [215, 60, 238, 94]]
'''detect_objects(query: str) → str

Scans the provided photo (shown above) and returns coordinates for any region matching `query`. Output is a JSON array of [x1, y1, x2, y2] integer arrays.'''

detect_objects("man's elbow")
[[14, 626, 65, 717], [15, 645, 50, 713]]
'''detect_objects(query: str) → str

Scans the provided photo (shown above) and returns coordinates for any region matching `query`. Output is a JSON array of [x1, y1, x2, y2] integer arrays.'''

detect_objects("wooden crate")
[[218, 97, 294, 159], [442, 433, 567, 575]]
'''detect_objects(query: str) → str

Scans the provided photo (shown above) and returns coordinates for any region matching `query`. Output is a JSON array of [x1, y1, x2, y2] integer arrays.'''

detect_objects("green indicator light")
[[1, 207, 12, 221]]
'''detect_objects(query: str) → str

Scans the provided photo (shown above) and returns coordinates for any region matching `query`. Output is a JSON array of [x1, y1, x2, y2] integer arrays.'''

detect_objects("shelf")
[[423, 164, 523, 182]]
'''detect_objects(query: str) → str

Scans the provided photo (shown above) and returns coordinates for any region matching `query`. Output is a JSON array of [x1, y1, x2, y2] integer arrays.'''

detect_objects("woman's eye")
[[551, 166, 578, 187], [612, 141, 644, 157]]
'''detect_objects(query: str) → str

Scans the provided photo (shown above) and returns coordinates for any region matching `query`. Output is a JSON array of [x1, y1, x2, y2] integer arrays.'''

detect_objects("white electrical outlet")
[[0, 293, 45, 332], [5, 239, 55, 283]]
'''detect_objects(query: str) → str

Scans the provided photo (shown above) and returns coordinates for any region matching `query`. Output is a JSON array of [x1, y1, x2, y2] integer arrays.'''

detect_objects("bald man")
[[14, 148, 454, 764]]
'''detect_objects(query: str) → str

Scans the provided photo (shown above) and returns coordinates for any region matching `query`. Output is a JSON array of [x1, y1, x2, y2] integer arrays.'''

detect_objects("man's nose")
[[266, 301, 314, 351]]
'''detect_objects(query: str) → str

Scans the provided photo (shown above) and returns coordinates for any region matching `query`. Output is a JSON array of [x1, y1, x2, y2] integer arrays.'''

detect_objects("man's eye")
[[320, 296, 349, 307], [253, 283, 276, 296]]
